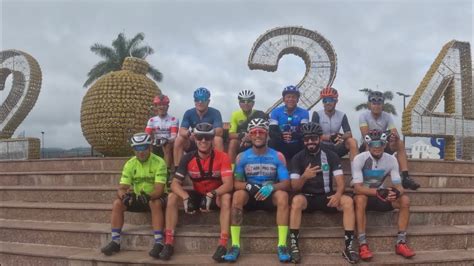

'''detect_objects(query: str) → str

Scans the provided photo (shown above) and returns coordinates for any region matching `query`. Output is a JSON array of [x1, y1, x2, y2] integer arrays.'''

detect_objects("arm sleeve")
[[180, 110, 191, 129], [389, 156, 402, 184], [234, 154, 246, 182], [212, 109, 223, 128], [351, 155, 364, 184], [119, 160, 133, 185], [154, 158, 168, 185], [311, 111, 320, 123], [341, 114, 352, 133], [359, 112, 368, 128], [276, 152, 289, 181]]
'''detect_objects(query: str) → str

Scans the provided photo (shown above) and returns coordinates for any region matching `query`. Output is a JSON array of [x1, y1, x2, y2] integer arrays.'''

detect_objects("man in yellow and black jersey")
[[100, 133, 168, 260]]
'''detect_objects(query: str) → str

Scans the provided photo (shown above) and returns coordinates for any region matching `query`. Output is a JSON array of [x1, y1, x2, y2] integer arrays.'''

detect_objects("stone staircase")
[[0, 158, 473, 265]]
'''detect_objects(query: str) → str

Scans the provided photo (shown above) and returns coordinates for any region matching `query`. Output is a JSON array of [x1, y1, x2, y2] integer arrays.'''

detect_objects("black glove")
[[391, 187, 401, 199], [376, 187, 400, 202], [330, 133, 343, 144], [183, 197, 197, 214], [122, 192, 135, 207], [154, 138, 168, 147], [245, 183, 262, 198], [137, 191, 151, 205]]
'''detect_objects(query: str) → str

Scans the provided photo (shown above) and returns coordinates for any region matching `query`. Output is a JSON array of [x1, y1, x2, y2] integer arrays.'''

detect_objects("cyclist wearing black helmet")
[[359, 91, 419, 190], [161, 122, 233, 262], [101, 133, 168, 259], [288, 122, 359, 264], [352, 129, 415, 261]]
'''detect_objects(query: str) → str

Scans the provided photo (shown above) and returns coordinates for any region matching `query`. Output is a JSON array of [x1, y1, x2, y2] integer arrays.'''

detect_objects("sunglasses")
[[249, 128, 268, 136], [322, 97, 337, 104], [133, 144, 149, 151], [194, 98, 209, 103], [368, 140, 386, 147], [195, 134, 214, 141], [369, 98, 384, 104], [239, 100, 254, 104], [303, 135, 320, 142]]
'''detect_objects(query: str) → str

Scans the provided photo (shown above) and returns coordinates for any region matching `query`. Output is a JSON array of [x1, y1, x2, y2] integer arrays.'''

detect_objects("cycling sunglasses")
[[239, 100, 254, 104], [368, 140, 387, 148], [133, 144, 149, 151], [195, 134, 214, 141], [194, 97, 210, 103], [322, 97, 337, 104], [249, 128, 268, 136], [303, 135, 320, 142], [369, 97, 384, 104]]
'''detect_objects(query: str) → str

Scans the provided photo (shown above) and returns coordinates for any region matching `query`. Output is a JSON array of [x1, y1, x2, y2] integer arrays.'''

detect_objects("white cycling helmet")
[[131, 133, 152, 147], [238, 89, 255, 101], [247, 118, 269, 131]]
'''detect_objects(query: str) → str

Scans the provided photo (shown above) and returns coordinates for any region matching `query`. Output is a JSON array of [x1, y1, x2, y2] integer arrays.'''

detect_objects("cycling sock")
[[111, 228, 121, 244], [154, 230, 163, 244], [230, 226, 241, 247], [219, 232, 229, 247], [397, 231, 407, 244], [344, 230, 355, 249], [358, 233, 367, 245], [289, 229, 299, 247], [165, 229, 174, 245], [278, 226, 288, 247]]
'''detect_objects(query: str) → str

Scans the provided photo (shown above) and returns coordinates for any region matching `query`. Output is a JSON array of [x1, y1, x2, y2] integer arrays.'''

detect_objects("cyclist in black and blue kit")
[[224, 118, 291, 263], [269, 85, 309, 161]]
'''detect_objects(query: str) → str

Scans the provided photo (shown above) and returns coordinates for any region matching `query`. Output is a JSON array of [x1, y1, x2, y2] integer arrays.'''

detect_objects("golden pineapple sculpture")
[[80, 57, 160, 156]]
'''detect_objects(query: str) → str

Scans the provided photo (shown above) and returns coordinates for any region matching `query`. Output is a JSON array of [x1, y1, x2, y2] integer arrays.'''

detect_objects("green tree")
[[355, 88, 397, 115], [83, 32, 162, 87]]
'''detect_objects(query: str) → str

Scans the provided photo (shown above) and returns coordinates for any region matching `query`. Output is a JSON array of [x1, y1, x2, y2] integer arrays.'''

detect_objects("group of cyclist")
[[101, 85, 419, 264]]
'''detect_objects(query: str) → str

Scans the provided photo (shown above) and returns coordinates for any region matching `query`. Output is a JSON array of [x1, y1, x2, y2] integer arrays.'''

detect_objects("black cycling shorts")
[[244, 191, 276, 212], [187, 190, 219, 211], [301, 191, 339, 213], [126, 194, 168, 213], [269, 140, 304, 162], [323, 142, 349, 158], [366, 196, 394, 212]]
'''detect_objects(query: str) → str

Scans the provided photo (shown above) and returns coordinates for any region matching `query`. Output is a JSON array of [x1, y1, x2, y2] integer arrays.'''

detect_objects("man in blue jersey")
[[173, 87, 224, 169], [269, 85, 309, 161], [352, 129, 415, 261], [224, 118, 291, 263]]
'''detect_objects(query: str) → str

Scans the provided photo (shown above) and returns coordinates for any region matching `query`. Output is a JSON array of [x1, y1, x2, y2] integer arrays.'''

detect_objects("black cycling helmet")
[[193, 122, 215, 135], [364, 129, 388, 144], [301, 122, 323, 136], [368, 91, 385, 102]]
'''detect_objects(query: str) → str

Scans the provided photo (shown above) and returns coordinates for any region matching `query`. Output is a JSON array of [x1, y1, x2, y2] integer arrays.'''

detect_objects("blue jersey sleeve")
[[181, 109, 192, 129], [212, 108, 223, 128], [300, 109, 309, 124]]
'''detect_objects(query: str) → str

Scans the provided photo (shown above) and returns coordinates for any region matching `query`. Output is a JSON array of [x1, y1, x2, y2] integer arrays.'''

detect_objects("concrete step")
[[1, 219, 473, 254], [1, 186, 473, 206], [0, 171, 120, 186], [2, 242, 473, 265], [1, 201, 472, 226]]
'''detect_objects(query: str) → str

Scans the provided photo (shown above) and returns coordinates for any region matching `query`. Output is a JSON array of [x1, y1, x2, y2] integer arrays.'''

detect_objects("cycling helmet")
[[194, 87, 211, 101], [368, 91, 385, 102], [131, 132, 152, 147], [153, 95, 170, 105], [238, 89, 255, 101], [282, 85, 300, 97], [193, 122, 215, 136], [320, 87, 339, 99], [364, 129, 388, 144], [301, 122, 323, 136], [247, 118, 270, 131]]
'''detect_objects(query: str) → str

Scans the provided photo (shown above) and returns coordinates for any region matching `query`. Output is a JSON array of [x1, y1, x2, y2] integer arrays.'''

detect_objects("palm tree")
[[355, 88, 397, 115], [83, 32, 162, 87]]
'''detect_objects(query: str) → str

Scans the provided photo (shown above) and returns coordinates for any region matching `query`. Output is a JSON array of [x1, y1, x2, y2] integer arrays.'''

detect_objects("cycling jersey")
[[290, 147, 343, 194], [351, 151, 401, 188], [234, 147, 289, 185], [269, 106, 309, 143], [175, 149, 232, 195], [229, 109, 267, 134], [180, 107, 223, 130], [145, 114, 179, 141], [311, 110, 351, 137], [120, 153, 168, 195], [359, 111, 396, 131]]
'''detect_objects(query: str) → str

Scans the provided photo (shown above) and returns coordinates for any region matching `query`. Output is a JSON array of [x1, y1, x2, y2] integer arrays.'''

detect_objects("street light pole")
[[41, 131, 45, 158], [396, 92, 411, 143]]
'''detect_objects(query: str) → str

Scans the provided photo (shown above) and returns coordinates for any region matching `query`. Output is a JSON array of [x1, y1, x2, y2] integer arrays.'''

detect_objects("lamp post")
[[41, 131, 45, 158], [396, 92, 411, 143]]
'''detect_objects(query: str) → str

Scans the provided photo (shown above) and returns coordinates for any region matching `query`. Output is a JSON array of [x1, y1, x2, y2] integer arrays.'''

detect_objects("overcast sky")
[[1, 0, 472, 149]]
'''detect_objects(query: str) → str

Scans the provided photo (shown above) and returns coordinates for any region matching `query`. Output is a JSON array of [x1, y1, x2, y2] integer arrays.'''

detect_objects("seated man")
[[100, 133, 168, 258], [312, 87, 358, 161], [173, 87, 224, 169], [352, 129, 415, 261], [145, 94, 179, 172], [289, 122, 359, 264], [228, 89, 267, 163], [224, 118, 291, 263], [359, 91, 419, 190], [160, 122, 233, 262], [269, 85, 309, 162]]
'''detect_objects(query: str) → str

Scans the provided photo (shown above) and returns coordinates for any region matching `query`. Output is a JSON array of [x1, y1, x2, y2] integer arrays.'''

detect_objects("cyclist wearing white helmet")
[[101, 133, 168, 259], [228, 89, 268, 162]]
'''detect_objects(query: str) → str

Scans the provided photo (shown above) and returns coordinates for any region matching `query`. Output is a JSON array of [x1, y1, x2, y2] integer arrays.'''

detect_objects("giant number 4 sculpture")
[[248, 26, 337, 113], [402, 41, 473, 160]]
